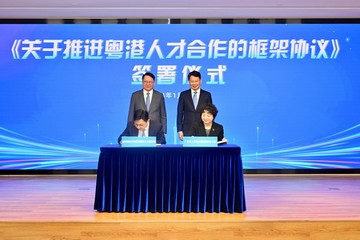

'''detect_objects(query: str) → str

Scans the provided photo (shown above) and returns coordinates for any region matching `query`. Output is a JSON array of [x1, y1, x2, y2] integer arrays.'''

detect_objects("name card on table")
[[182, 136, 217, 147], [121, 136, 156, 147]]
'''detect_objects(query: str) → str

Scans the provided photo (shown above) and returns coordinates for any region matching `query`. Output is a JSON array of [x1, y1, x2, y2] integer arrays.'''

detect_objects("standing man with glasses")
[[177, 70, 213, 141], [127, 72, 167, 135]]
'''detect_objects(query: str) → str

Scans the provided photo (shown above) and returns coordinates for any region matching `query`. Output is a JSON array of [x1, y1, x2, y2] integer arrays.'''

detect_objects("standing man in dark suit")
[[177, 70, 213, 141], [118, 109, 166, 144], [127, 72, 167, 135]]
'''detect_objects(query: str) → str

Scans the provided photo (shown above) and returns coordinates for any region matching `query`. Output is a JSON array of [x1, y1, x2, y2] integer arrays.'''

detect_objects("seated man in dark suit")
[[189, 103, 227, 143], [118, 109, 166, 144]]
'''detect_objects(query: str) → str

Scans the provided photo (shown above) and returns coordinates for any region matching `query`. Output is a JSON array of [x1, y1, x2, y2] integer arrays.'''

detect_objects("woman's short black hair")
[[200, 103, 218, 119]]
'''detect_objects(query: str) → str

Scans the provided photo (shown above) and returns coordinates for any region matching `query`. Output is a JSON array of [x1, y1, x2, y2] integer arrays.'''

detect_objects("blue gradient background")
[[0, 24, 359, 170]]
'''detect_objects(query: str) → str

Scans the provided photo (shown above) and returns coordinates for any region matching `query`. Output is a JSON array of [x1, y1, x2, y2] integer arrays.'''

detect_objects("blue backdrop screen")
[[0, 24, 359, 170]]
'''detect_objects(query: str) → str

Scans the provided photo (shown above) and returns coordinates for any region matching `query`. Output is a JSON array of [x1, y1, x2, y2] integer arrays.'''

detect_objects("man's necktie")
[[145, 92, 150, 112], [142, 130, 145, 137], [193, 91, 198, 109]]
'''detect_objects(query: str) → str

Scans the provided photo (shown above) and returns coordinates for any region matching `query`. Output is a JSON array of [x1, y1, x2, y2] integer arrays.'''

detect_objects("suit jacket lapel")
[[200, 126, 207, 136], [138, 91, 146, 109], [197, 90, 206, 111], [149, 91, 158, 112], [130, 124, 139, 136]]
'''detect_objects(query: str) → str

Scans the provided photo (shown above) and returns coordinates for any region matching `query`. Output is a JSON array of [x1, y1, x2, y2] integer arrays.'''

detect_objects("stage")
[[1, 174, 360, 240]]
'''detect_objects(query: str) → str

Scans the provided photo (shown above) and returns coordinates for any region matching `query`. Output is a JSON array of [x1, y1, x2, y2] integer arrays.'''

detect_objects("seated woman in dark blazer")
[[189, 103, 227, 143]]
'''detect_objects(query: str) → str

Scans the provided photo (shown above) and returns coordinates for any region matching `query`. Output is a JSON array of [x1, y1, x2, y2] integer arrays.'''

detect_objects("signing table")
[[94, 144, 246, 213]]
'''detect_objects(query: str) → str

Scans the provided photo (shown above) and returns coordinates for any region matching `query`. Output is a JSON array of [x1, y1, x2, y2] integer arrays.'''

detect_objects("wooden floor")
[[1, 174, 360, 240]]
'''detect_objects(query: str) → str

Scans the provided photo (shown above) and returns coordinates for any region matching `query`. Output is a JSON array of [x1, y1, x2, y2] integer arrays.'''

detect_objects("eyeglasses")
[[134, 123, 146, 128]]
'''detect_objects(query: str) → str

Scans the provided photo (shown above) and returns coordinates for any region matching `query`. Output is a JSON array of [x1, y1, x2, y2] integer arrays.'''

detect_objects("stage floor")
[[1, 174, 360, 239]]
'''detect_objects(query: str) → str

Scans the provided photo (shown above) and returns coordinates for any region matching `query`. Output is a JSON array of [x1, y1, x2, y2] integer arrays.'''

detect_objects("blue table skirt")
[[94, 144, 246, 213]]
